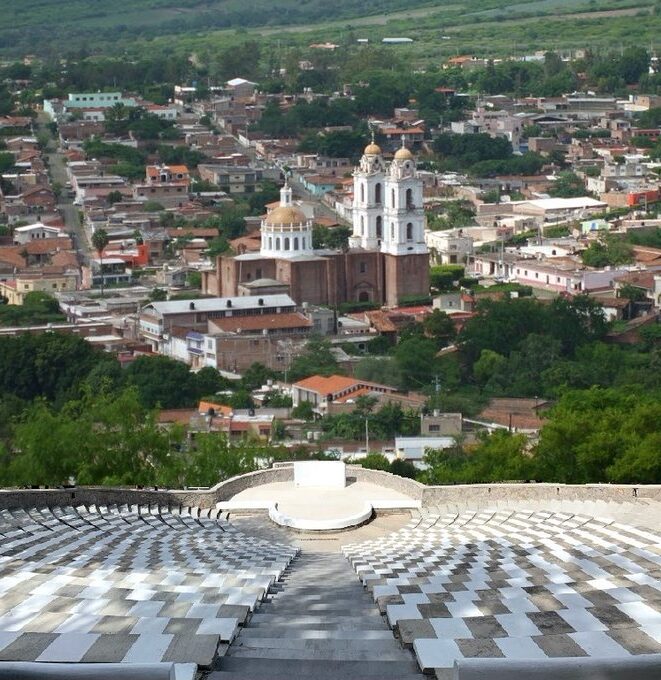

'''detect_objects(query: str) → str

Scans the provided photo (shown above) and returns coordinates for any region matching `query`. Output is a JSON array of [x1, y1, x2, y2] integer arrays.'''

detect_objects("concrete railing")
[[0, 662, 187, 680], [2, 467, 661, 512], [453, 655, 661, 680]]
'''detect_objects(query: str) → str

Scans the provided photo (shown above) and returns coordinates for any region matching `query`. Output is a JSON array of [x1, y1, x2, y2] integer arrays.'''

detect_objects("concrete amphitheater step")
[[210, 551, 424, 679]]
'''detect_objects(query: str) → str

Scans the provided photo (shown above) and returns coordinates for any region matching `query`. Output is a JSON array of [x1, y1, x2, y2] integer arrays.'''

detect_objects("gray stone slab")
[[0, 633, 58, 661], [607, 627, 661, 655], [532, 633, 590, 658], [162, 633, 220, 667], [80, 633, 138, 662], [397, 619, 437, 645], [456, 637, 505, 658], [464, 615, 508, 639]]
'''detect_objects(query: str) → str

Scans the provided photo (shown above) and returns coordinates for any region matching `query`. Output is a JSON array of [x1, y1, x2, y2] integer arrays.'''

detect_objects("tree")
[[3, 386, 184, 487], [354, 453, 390, 471], [581, 235, 634, 267], [534, 387, 661, 483], [91, 228, 110, 297], [106, 190, 124, 205], [125, 355, 198, 408], [148, 288, 167, 302], [423, 310, 456, 348], [548, 172, 586, 198], [0, 333, 116, 405], [288, 337, 339, 382], [393, 336, 440, 388]]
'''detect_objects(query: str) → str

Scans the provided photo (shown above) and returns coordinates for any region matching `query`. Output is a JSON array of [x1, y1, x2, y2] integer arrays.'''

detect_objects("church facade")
[[201, 142, 429, 308]]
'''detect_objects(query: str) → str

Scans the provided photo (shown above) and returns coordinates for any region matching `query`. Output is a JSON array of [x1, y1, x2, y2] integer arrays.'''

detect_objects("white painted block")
[[294, 461, 346, 488]]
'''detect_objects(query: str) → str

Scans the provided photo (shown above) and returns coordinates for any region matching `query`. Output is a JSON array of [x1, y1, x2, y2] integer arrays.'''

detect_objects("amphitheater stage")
[[218, 479, 420, 531]]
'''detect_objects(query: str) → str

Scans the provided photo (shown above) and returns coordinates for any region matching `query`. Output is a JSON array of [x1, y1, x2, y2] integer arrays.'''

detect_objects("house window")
[[302, 237, 306, 249], [406, 223, 413, 241], [294, 237, 299, 250], [406, 188, 413, 209], [284, 237, 290, 250], [375, 183, 382, 204], [429, 424, 440, 432], [276, 238, 280, 250], [360, 262, 367, 273]]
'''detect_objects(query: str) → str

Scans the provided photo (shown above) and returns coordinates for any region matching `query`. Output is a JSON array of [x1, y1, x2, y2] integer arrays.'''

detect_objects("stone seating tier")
[[343, 509, 661, 676], [0, 505, 297, 672]]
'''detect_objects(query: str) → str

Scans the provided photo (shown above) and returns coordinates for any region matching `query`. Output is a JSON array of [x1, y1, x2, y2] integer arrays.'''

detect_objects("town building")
[[202, 142, 429, 307]]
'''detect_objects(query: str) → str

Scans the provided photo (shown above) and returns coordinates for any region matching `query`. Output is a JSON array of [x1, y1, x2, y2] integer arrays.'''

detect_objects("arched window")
[[406, 188, 413, 209], [293, 237, 299, 250], [302, 237, 306, 249], [391, 223, 395, 240], [360, 183, 365, 203], [375, 183, 382, 204], [376, 216, 382, 239], [406, 223, 413, 241], [275, 237, 281, 250], [360, 215, 365, 236], [391, 188, 396, 208], [268, 237, 272, 250], [284, 237, 290, 250]]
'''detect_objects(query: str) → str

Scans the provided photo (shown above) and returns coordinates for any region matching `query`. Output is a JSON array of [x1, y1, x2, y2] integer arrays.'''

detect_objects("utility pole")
[[365, 417, 369, 455]]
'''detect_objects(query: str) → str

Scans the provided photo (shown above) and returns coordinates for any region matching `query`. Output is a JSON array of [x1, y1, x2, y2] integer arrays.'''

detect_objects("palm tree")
[[91, 228, 110, 297]]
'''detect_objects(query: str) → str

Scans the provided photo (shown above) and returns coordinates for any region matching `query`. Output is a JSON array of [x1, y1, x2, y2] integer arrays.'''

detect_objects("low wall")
[[349, 466, 425, 500], [421, 482, 654, 506], [2, 466, 660, 513], [0, 662, 182, 680], [453, 655, 661, 680]]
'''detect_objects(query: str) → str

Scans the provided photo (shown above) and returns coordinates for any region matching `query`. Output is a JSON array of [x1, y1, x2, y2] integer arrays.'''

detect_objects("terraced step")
[[213, 551, 423, 679]]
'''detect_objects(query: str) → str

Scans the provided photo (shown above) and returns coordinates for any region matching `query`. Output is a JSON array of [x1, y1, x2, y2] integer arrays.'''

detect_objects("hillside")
[[2, 0, 428, 53], [0, 0, 657, 57]]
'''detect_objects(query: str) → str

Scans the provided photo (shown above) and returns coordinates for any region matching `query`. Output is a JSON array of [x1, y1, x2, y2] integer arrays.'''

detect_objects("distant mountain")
[[1, 0, 427, 55]]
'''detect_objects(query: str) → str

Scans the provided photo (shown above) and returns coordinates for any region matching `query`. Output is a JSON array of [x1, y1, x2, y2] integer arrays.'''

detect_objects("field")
[[0, 0, 658, 60]]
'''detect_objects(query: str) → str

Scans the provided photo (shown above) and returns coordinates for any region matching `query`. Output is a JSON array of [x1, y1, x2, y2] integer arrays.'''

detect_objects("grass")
[[0, 0, 657, 63]]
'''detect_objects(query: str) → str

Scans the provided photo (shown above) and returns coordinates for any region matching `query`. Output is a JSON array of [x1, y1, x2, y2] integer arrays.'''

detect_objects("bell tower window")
[[406, 223, 414, 241]]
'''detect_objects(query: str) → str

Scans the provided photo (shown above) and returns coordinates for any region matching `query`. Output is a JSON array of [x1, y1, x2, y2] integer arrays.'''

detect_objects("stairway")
[[209, 552, 423, 680]]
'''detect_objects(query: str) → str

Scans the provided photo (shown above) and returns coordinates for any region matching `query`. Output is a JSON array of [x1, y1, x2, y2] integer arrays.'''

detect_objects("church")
[[201, 141, 429, 308]]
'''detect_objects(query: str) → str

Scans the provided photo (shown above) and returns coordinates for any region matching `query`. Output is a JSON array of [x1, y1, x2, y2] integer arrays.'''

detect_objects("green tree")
[[548, 172, 586, 198], [4, 386, 184, 487], [581, 235, 634, 267], [394, 336, 440, 388], [288, 337, 339, 382], [423, 309, 456, 348], [125, 355, 199, 408], [91, 228, 110, 297]]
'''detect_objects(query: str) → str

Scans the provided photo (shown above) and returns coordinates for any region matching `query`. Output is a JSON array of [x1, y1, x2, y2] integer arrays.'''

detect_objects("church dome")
[[394, 146, 414, 161], [364, 142, 382, 156], [265, 205, 308, 226]]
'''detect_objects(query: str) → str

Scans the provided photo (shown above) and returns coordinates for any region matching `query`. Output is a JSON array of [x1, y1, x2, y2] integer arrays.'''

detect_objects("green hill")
[[1, 0, 657, 58]]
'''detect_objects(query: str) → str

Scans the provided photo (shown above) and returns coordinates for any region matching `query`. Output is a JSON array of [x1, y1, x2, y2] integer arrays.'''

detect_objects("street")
[[37, 113, 91, 265]]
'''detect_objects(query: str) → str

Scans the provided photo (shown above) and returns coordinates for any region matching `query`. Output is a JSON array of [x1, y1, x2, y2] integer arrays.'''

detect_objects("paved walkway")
[[211, 551, 423, 679]]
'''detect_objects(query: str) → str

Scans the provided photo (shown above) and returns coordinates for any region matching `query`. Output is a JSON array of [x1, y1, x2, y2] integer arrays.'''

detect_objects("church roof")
[[394, 146, 414, 161], [364, 142, 382, 155], [264, 205, 308, 226]]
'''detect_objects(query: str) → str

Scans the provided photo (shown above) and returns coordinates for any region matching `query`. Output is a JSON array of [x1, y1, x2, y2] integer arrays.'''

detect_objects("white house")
[[13, 221, 65, 245]]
